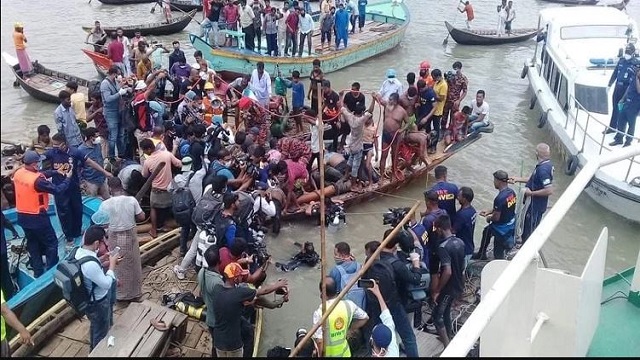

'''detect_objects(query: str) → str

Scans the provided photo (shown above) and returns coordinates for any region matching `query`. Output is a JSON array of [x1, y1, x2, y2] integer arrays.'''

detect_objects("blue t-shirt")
[[493, 187, 517, 225], [416, 87, 436, 120], [525, 160, 554, 213], [421, 208, 448, 253], [453, 205, 476, 255], [44, 147, 86, 188], [78, 143, 105, 185], [209, 161, 235, 181], [624, 71, 640, 103], [358, 0, 367, 14], [291, 81, 305, 109], [258, 163, 271, 183], [430, 181, 459, 220]]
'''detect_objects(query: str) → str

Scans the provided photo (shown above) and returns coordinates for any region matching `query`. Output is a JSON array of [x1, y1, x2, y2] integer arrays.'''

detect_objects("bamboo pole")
[[289, 200, 421, 357], [316, 86, 328, 357]]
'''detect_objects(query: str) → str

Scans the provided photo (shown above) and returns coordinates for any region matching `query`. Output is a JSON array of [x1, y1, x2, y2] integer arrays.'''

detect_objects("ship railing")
[[441, 144, 640, 357], [565, 95, 640, 183]]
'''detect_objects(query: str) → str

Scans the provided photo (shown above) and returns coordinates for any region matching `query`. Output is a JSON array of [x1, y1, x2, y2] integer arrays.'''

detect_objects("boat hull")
[[82, 9, 196, 38], [190, 1, 409, 77], [97, 0, 156, 4], [170, 0, 202, 12], [444, 21, 538, 46], [541, 0, 599, 4]]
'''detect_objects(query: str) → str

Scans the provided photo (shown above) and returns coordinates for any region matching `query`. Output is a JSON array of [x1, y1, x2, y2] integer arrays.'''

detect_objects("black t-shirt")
[[189, 140, 205, 172], [493, 187, 517, 224], [180, 79, 204, 98], [343, 91, 366, 114], [208, 2, 223, 22], [323, 90, 340, 111], [437, 235, 466, 295], [212, 284, 257, 351]]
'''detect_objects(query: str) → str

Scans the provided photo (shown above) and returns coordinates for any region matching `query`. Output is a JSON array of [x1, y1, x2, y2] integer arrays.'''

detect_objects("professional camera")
[[382, 207, 411, 228], [248, 235, 270, 268], [204, 123, 230, 144], [444, 70, 456, 82], [235, 154, 259, 179], [310, 198, 346, 226]]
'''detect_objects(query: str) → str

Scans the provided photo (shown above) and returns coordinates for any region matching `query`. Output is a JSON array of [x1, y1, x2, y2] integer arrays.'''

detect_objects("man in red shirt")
[[132, 71, 167, 132], [218, 237, 267, 286], [106, 32, 125, 76], [284, 8, 299, 56]]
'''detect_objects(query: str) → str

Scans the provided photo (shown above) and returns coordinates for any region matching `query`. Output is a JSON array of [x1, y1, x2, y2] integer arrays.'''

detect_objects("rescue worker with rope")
[[12, 150, 73, 277]]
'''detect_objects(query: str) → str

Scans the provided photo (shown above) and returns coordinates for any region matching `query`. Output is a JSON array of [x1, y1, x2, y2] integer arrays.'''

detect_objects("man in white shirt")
[[347, 0, 359, 34], [76, 225, 119, 350], [367, 281, 399, 357], [116, 27, 132, 76], [378, 69, 404, 102], [468, 89, 490, 133], [239, 0, 256, 51], [249, 61, 272, 107], [277, 2, 291, 56], [298, 7, 314, 57]]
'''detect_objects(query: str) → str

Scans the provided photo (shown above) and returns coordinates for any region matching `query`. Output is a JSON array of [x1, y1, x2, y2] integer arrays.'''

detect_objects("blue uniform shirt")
[[493, 187, 517, 225], [526, 159, 554, 213], [453, 205, 477, 255], [78, 143, 105, 185], [291, 82, 305, 109], [609, 57, 639, 87], [421, 208, 448, 254], [44, 147, 86, 188], [623, 71, 640, 104], [430, 181, 459, 220], [416, 87, 436, 120]]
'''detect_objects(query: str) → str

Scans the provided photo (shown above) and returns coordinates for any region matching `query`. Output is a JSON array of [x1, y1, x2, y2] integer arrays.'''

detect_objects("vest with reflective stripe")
[[325, 300, 353, 357], [13, 167, 49, 215]]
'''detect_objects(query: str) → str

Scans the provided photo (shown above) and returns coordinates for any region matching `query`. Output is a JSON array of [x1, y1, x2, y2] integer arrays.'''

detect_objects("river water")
[[1, 0, 639, 355]]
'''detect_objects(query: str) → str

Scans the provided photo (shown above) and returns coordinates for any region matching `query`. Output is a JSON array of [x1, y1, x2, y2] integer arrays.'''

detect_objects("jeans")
[[321, 30, 332, 44], [104, 110, 125, 158], [23, 222, 58, 278], [201, 19, 220, 47], [55, 186, 84, 240], [469, 114, 489, 133], [179, 220, 196, 255], [347, 149, 363, 178], [298, 32, 312, 56], [358, 13, 366, 29], [285, 31, 298, 55], [242, 25, 255, 51], [432, 292, 457, 337], [608, 83, 626, 129], [388, 302, 418, 357], [614, 99, 640, 144], [86, 291, 113, 350], [265, 33, 278, 56], [521, 206, 545, 243]]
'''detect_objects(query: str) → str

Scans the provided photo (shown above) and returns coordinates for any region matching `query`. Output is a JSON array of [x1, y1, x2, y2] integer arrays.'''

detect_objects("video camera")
[[444, 70, 456, 82], [235, 153, 259, 179], [382, 207, 411, 228]]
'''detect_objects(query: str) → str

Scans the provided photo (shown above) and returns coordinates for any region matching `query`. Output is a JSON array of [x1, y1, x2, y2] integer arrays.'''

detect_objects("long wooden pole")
[[289, 200, 421, 357], [316, 86, 328, 357]]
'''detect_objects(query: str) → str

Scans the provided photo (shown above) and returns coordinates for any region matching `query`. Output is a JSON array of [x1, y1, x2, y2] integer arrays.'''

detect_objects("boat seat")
[[220, 29, 245, 49]]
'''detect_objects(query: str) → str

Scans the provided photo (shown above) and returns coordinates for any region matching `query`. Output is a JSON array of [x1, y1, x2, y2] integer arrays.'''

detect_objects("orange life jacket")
[[13, 167, 49, 215]]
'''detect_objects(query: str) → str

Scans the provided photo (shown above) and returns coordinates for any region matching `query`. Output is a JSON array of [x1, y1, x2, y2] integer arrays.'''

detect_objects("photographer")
[[206, 148, 253, 191], [219, 237, 268, 287]]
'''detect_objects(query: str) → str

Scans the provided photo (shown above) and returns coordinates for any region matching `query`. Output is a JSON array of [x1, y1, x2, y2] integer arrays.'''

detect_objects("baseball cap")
[[181, 156, 193, 172], [224, 262, 249, 279], [134, 80, 147, 91], [371, 323, 392, 349], [493, 170, 509, 182], [22, 150, 45, 165], [185, 90, 197, 101], [296, 328, 308, 339]]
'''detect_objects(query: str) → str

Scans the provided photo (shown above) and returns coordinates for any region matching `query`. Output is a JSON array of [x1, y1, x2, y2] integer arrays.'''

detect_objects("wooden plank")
[[415, 330, 445, 357], [131, 310, 176, 357], [10, 306, 77, 357], [194, 325, 212, 355], [61, 341, 84, 357], [89, 302, 151, 357], [37, 335, 63, 357], [49, 338, 73, 358], [183, 348, 206, 358], [76, 344, 91, 358], [183, 325, 204, 349]]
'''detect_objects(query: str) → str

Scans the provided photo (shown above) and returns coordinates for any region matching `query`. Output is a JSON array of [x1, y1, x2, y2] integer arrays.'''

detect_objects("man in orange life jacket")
[[13, 150, 73, 277]]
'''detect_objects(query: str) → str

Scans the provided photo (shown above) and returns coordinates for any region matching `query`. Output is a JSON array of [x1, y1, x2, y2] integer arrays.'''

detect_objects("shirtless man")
[[373, 92, 408, 182], [399, 87, 430, 168], [310, 150, 349, 189]]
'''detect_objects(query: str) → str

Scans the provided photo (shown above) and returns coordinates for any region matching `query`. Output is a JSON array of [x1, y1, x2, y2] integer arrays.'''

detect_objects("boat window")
[[557, 75, 568, 113], [551, 67, 561, 94], [574, 84, 607, 115], [544, 59, 554, 84], [560, 25, 629, 40]]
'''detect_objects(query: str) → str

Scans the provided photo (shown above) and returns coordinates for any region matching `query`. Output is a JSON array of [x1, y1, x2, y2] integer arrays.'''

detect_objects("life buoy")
[[565, 155, 579, 176], [537, 112, 547, 128], [520, 65, 528, 79], [529, 96, 537, 110]]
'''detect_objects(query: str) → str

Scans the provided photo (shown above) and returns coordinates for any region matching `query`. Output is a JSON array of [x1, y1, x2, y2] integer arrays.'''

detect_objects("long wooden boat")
[[190, 1, 409, 78], [97, 0, 156, 4], [2, 52, 97, 104], [541, 0, 599, 4], [170, 0, 203, 12], [81, 48, 111, 78], [81, 9, 196, 38], [444, 21, 539, 46], [3, 197, 101, 338]]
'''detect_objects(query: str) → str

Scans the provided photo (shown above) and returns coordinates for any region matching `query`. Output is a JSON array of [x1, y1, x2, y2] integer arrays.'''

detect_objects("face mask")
[[116, 75, 123, 82], [208, 92, 215, 100], [334, 257, 344, 265], [624, 54, 632, 60], [93, 136, 102, 145]]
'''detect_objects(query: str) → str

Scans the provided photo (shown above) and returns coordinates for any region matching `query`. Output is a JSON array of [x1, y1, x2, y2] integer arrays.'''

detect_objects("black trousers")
[[55, 186, 83, 240], [609, 83, 626, 128], [243, 25, 255, 51]]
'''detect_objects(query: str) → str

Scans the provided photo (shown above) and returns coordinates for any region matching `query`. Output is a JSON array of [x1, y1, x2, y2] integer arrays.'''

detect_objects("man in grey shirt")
[[54, 90, 83, 148], [340, 92, 375, 191], [100, 65, 129, 158]]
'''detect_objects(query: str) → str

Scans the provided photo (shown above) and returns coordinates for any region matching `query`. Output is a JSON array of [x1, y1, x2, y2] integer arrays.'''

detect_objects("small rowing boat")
[[81, 49, 111, 78], [2, 52, 97, 104], [444, 21, 539, 46], [81, 9, 196, 38]]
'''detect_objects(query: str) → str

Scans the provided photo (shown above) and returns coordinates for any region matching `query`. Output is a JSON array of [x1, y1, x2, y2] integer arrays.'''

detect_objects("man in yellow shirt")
[[431, 69, 448, 146], [1, 290, 33, 357], [65, 81, 87, 129]]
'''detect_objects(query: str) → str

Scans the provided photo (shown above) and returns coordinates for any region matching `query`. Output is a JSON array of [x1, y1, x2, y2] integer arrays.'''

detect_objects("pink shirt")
[[285, 159, 308, 190], [224, 5, 239, 24], [141, 150, 182, 190]]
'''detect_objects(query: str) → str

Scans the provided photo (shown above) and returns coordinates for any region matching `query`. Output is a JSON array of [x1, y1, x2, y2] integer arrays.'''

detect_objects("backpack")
[[171, 172, 196, 225], [192, 189, 224, 228], [179, 139, 191, 159], [364, 258, 399, 305], [54, 247, 102, 316], [336, 263, 367, 310]]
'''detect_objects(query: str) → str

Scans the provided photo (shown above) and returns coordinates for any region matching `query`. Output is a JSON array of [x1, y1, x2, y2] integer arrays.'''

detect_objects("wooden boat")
[[444, 21, 539, 46], [3, 197, 102, 338], [540, 0, 599, 4], [189, 1, 410, 78], [97, 0, 156, 4], [81, 9, 196, 38], [170, 0, 203, 12], [81, 49, 111, 78], [2, 52, 97, 104]]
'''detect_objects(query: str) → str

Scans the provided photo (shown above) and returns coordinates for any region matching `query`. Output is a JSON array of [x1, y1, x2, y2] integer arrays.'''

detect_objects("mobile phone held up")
[[109, 246, 121, 257], [357, 279, 375, 289]]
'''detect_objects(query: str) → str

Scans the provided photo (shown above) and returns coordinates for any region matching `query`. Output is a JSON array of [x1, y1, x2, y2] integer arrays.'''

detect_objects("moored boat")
[[2, 52, 98, 104], [541, 0, 599, 4], [81, 9, 196, 38], [96, 0, 156, 4], [169, 0, 203, 12], [444, 21, 539, 46], [81, 48, 111, 78], [189, 0, 409, 77]]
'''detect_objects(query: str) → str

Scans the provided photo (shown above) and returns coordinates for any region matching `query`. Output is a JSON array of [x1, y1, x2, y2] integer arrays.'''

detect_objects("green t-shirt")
[[197, 268, 224, 329], [1, 290, 6, 341]]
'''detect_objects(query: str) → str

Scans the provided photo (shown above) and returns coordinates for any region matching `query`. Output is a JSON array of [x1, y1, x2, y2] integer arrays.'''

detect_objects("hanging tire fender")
[[537, 111, 548, 128], [520, 64, 528, 79], [529, 96, 537, 110], [565, 154, 579, 176]]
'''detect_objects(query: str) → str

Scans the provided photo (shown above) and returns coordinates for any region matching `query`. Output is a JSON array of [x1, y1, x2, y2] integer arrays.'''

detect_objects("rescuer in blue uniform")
[[510, 143, 554, 244], [428, 165, 459, 221], [606, 43, 639, 133], [611, 64, 640, 147]]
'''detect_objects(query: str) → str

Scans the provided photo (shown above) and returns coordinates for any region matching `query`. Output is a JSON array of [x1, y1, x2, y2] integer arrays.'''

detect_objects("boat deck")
[[587, 267, 640, 357], [220, 20, 399, 58], [24, 72, 91, 98]]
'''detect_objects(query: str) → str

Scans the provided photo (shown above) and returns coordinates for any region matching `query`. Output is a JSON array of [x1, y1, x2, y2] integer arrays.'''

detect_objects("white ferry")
[[522, 6, 640, 223]]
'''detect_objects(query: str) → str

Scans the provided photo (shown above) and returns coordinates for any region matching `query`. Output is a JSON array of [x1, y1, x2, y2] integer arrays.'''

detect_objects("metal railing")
[[441, 144, 640, 357]]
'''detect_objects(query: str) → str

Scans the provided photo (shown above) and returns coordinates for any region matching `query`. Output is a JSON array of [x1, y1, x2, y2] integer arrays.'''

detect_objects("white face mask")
[[208, 92, 215, 100], [93, 136, 102, 145], [116, 75, 123, 82], [623, 54, 632, 60]]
